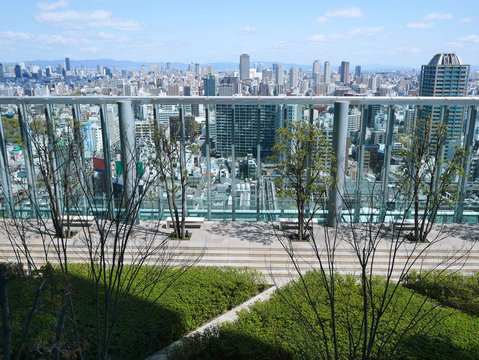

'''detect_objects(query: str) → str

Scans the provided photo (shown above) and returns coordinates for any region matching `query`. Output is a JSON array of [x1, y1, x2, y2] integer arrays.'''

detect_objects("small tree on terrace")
[[269, 119, 331, 241], [153, 123, 199, 240], [396, 115, 467, 242]]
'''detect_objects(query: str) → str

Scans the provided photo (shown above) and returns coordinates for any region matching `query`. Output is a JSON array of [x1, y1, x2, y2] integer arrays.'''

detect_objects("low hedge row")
[[4, 264, 268, 359], [171, 272, 479, 360], [402, 271, 479, 317]]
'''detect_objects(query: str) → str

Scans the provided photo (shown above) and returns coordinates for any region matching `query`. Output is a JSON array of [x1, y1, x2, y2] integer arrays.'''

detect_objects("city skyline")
[[1, 0, 479, 66]]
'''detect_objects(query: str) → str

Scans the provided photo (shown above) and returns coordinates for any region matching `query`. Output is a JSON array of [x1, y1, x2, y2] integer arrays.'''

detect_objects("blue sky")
[[1, 0, 479, 67]]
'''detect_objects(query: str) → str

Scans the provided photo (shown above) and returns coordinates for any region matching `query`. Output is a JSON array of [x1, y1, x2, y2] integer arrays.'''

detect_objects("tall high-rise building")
[[167, 83, 180, 96], [14, 65, 22, 78], [240, 54, 250, 81], [313, 60, 321, 74], [275, 64, 283, 85], [323, 61, 331, 84], [203, 73, 217, 96], [221, 76, 240, 95], [419, 53, 470, 158], [215, 105, 279, 158], [368, 75, 377, 90], [65, 57, 71, 72], [355, 65, 361, 78], [289, 67, 298, 90], [340, 61, 350, 83], [0, 63, 4, 78]]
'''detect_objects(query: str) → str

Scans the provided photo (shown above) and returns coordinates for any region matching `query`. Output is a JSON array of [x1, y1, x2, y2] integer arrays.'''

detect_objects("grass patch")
[[403, 270, 479, 317], [171, 272, 479, 360], [4, 264, 268, 359]]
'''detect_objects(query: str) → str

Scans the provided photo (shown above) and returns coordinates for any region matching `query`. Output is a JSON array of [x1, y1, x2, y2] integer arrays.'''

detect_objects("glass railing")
[[0, 96, 478, 225]]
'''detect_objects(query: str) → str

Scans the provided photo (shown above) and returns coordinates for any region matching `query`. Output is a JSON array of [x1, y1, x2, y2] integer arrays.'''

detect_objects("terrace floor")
[[1, 219, 478, 284]]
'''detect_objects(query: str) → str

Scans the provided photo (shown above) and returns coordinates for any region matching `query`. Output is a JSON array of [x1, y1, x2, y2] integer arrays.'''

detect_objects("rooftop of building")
[[428, 53, 464, 66]]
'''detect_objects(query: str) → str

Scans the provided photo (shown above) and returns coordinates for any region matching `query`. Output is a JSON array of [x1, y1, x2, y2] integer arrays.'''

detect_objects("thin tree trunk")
[[0, 264, 11, 360]]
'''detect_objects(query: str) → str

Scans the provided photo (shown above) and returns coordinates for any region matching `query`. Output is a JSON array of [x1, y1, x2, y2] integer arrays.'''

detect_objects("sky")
[[1, 0, 479, 67]]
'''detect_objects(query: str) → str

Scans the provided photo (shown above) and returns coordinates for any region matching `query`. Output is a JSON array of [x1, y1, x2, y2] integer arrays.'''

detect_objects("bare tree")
[[272, 107, 474, 360], [0, 103, 196, 359]]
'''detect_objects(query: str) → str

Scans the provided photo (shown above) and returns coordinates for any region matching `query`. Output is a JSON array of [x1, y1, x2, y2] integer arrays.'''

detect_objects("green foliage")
[[270, 119, 330, 202], [396, 116, 468, 241], [403, 271, 479, 317], [1, 116, 22, 145], [175, 272, 479, 360], [2, 264, 267, 359], [269, 119, 331, 240], [152, 123, 199, 239]]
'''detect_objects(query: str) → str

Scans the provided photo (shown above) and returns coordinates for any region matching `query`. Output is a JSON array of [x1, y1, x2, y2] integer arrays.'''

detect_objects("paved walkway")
[[1, 219, 478, 284]]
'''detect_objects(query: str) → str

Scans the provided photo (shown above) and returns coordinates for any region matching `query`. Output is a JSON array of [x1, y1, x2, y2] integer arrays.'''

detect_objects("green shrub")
[[173, 272, 479, 360], [403, 271, 479, 317], [2, 264, 267, 359]]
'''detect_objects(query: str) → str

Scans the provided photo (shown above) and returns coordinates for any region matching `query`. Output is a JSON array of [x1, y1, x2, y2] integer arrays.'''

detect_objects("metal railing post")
[[354, 105, 368, 222], [72, 103, 88, 215], [179, 104, 188, 217], [17, 104, 38, 218], [0, 116, 13, 218], [455, 105, 476, 222], [153, 104, 163, 219], [99, 104, 115, 217], [44, 104, 63, 218], [379, 105, 395, 222], [205, 105, 212, 220], [256, 105, 261, 221], [328, 101, 349, 227], [118, 101, 139, 224], [231, 106, 236, 221], [306, 105, 314, 219]]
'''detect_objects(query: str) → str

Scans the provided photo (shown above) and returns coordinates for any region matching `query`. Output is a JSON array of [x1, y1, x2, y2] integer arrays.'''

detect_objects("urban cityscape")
[[1, 1, 479, 359], [1, 53, 479, 220]]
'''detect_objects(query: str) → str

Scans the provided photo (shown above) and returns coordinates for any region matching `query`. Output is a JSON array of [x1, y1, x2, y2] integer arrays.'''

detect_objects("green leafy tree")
[[1, 117, 22, 145], [396, 116, 467, 242], [269, 119, 331, 241], [153, 123, 199, 240]]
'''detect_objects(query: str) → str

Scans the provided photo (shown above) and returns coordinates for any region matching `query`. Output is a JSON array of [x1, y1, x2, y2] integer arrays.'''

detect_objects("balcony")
[[0, 95, 478, 225]]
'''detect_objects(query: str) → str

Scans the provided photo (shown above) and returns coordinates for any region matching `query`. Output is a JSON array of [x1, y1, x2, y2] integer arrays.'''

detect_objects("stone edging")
[[145, 284, 278, 360]]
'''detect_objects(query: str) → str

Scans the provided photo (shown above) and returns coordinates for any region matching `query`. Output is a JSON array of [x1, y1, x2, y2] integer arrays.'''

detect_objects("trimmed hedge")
[[402, 271, 479, 317], [4, 264, 267, 359], [171, 272, 479, 360]]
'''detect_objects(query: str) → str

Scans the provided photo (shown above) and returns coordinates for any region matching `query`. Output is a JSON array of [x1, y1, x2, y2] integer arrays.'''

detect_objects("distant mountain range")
[[5, 59, 479, 72]]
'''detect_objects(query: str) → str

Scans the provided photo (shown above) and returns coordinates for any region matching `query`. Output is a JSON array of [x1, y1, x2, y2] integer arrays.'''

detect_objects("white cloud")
[[458, 34, 479, 43], [387, 46, 421, 56], [403, 22, 434, 29], [422, 12, 452, 20], [446, 41, 465, 48], [324, 6, 363, 18], [97, 31, 131, 43], [460, 18, 473, 23], [239, 26, 256, 33], [315, 6, 363, 24], [0, 30, 89, 45], [35, 9, 144, 31], [315, 16, 328, 24], [37, 0, 69, 11], [309, 26, 384, 42], [308, 33, 347, 42], [348, 26, 384, 36], [80, 47, 99, 53]]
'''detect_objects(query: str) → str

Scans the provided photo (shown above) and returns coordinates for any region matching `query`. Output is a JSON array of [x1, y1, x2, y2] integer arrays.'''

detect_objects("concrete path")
[[0, 220, 478, 284]]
